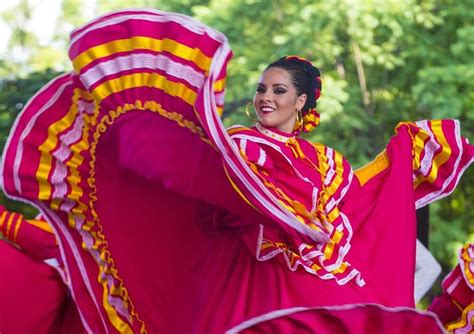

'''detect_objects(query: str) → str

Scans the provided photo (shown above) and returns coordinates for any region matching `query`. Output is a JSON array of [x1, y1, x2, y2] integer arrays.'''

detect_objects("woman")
[[0, 9, 472, 333]]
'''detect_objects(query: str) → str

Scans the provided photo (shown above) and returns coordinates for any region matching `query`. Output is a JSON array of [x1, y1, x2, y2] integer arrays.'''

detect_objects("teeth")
[[261, 106, 274, 112]]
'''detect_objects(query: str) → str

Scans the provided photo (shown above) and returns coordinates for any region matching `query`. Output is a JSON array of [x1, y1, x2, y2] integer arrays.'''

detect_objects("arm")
[[0, 205, 59, 261]]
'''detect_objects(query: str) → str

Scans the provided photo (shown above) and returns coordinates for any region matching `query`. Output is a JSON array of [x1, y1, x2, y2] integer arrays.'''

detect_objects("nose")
[[262, 90, 272, 102]]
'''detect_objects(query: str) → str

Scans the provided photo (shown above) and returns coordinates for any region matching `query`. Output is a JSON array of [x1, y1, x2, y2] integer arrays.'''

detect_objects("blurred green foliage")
[[0, 0, 472, 303]]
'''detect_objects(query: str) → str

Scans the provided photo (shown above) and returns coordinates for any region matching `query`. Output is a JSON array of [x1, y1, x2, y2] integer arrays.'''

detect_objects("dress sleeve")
[[395, 119, 474, 209], [0, 205, 58, 261], [233, 137, 274, 171]]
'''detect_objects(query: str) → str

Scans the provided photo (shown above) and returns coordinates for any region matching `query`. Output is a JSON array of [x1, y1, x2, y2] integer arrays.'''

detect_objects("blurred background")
[[1, 0, 473, 306]]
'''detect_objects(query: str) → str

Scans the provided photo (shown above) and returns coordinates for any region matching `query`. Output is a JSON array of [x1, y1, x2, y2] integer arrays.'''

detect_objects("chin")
[[257, 118, 275, 128]]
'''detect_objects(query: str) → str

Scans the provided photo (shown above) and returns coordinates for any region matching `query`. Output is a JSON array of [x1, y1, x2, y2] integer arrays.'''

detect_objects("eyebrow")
[[257, 83, 289, 88]]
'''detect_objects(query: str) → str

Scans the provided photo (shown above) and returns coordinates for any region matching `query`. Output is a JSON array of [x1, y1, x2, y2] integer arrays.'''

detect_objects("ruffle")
[[459, 243, 474, 290], [395, 119, 474, 209]]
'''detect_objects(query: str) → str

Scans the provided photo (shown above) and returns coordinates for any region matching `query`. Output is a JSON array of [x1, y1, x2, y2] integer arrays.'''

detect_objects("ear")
[[296, 94, 307, 111]]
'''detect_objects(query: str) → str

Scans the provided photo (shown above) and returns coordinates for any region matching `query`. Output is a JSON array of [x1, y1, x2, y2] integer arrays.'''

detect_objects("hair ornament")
[[302, 109, 320, 133], [315, 89, 321, 100]]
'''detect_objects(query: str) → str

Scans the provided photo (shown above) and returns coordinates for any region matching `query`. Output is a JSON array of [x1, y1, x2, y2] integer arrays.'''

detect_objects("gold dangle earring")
[[245, 101, 257, 123], [294, 109, 303, 132]]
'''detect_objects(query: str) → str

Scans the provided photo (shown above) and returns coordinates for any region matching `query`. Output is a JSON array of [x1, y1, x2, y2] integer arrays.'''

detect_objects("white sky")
[[0, 0, 96, 54], [0, 0, 61, 53]]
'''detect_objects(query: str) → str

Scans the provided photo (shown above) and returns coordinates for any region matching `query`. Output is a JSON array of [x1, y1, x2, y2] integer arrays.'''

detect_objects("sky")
[[0, 0, 96, 55], [0, 0, 61, 53]]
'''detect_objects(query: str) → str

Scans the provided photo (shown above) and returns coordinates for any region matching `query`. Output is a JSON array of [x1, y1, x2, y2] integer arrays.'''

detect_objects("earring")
[[245, 102, 257, 123], [294, 109, 303, 132]]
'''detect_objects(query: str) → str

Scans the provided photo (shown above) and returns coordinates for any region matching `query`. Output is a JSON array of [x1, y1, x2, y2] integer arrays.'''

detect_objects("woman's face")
[[253, 67, 307, 134]]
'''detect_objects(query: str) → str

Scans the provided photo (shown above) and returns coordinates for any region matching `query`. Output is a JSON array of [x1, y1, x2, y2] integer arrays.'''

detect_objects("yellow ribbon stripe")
[[412, 127, 430, 171], [321, 150, 346, 260], [102, 287, 134, 334], [461, 244, 474, 286], [0, 211, 7, 231], [72, 37, 212, 74], [12, 215, 23, 243], [66, 109, 91, 215], [354, 150, 390, 187], [26, 219, 54, 234], [36, 89, 82, 200], [213, 78, 226, 93], [446, 302, 474, 332], [414, 120, 452, 188], [325, 150, 345, 204], [5, 213, 16, 237], [93, 72, 198, 107]]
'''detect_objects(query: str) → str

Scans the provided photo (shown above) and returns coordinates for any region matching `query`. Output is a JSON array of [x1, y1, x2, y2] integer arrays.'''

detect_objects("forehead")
[[258, 67, 293, 86]]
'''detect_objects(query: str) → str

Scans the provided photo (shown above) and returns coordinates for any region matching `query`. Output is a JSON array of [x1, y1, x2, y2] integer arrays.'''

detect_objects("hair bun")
[[281, 55, 322, 105]]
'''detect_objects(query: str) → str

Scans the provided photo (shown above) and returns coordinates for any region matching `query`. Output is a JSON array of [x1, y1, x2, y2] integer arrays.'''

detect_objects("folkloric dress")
[[0, 9, 473, 334]]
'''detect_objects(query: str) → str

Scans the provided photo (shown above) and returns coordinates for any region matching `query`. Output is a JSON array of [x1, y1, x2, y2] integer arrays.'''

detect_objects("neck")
[[256, 123, 295, 142]]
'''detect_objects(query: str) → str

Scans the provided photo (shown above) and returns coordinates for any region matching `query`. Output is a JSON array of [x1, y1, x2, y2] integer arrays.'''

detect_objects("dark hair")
[[266, 56, 322, 115]]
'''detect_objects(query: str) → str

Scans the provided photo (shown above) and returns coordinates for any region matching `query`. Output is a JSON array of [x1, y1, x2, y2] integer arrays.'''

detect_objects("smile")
[[260, 106, 275, 114]]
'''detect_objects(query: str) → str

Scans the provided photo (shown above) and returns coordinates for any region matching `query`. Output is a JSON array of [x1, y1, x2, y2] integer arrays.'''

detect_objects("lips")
[[260, 106, 275, 114]]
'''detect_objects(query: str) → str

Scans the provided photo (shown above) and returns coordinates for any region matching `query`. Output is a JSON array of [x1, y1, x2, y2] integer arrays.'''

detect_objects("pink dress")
[[1, 9, 472, 333]]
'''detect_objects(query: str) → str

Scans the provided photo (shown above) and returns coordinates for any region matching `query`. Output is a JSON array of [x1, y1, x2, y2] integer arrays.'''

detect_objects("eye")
[[256, 86, 265, 93], [274, 88, 287, 95]]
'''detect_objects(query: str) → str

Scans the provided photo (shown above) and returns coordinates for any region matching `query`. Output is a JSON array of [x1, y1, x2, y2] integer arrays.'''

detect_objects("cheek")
[[278, 98, 295, 113]]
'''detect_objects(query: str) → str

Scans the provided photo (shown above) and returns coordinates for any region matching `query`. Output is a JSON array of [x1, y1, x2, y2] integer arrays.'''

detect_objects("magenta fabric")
[[226, 304, 444, 334], [0, 241, 83, 334]]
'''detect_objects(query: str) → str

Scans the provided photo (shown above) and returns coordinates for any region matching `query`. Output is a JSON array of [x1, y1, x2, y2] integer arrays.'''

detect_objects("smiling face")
[[253, 67, 307, 134]]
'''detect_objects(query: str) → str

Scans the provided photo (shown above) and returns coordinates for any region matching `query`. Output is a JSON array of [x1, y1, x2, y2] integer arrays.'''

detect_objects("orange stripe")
[[354, 150, 390, 186], [0, 211, 7, 231], [13, 217, 23, 243], [461, 244, 474, 286], [414, 120, 452, 188], [26, 219, 54, 234], [226, 126, 249, 135], [5, 213, 16, 238], [11, 216, 23, 241]]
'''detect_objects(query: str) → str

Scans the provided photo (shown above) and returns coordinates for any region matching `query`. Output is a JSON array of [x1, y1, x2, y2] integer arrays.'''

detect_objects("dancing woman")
[[0, 9, 472, 333]]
